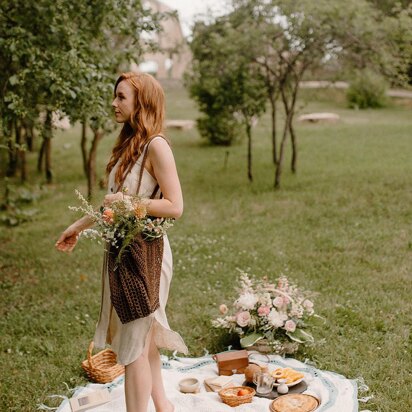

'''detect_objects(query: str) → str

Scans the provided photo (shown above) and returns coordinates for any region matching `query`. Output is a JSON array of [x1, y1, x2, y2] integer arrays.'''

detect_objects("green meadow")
[[1, 82, 411, 411]]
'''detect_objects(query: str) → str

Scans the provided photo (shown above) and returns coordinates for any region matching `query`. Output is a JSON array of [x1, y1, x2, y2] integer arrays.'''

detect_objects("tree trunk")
[[15, 122, 27, 183], [45, 137, 52, 183], [87, 128, 104, 199], [274, 117, 290, 189], [37, 140, 45, 172], [23, 118, 35, 152], [44, 110, 53, 183], [246, 122, 253, 182], [289, 121, 297, 173], [81, 120, 88, 176], [275, 78, 300, 189], [278, 72, 301, 180], [6, 121, 17, 177], [287, 70, 305, 174], [269, 94, 278, 165]]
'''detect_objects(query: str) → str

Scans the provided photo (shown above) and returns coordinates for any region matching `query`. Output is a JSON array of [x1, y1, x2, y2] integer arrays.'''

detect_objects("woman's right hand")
[[55, 225, 80, 253]]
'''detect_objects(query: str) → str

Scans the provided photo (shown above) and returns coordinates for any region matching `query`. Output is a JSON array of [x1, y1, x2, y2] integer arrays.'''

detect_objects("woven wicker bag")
[[81, 341, 124, 384]]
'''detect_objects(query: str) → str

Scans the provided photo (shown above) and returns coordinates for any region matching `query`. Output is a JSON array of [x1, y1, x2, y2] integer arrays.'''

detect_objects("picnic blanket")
[[47, 353, 362, 412]]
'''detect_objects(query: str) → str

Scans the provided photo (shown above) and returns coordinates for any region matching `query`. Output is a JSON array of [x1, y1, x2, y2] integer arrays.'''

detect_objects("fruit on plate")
[[271, 368, 304, 384], [237, 389, 249, 396]]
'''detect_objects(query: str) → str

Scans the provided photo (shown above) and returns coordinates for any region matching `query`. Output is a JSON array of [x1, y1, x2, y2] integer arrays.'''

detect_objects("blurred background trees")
[[1, 0, 411, 192], [187, 0, 412, 187], [0, 0, 161, 197]]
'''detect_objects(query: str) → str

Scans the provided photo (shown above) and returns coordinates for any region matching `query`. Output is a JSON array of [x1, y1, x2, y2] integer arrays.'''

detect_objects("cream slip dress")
[[93, 136, 188, 365]]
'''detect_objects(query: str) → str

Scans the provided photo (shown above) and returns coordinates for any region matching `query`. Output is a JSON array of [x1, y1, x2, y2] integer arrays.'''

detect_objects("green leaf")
[[286, 329, 315, 344], [240, 333, 264, 348]]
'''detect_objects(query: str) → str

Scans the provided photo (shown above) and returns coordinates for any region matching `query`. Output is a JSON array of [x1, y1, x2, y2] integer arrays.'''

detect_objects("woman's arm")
[[144, 138, 183, 218], [55, 215, 94, 253]]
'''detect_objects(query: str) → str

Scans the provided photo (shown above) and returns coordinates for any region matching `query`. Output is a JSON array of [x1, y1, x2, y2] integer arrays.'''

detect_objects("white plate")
[[273, 377, 304, 387]]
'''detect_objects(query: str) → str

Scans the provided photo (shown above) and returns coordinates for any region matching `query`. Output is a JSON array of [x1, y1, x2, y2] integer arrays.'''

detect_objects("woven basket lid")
[[270, 394, 319, 412]]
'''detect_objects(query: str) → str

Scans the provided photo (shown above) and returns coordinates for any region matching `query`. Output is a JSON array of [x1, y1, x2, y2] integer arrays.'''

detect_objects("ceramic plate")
[[273, 377, 304, 388]]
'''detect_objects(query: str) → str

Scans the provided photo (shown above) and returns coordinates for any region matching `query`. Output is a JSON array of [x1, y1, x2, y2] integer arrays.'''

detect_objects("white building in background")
[[134, 0, 191, 80]]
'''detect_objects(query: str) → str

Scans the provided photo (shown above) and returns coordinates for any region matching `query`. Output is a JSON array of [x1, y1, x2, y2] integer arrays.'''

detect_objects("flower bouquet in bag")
[[212, 270, 317, 355], [69, 189, 174, 258]]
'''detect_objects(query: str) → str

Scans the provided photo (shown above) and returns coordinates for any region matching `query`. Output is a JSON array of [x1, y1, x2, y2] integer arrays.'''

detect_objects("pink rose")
[[219, 304, 228, 315], [258, 306, 271, 316], [303, 299, 314, 310], [236, 311, 251, 327], [273, 296, 284, 308], [284, 320, 296, 332]]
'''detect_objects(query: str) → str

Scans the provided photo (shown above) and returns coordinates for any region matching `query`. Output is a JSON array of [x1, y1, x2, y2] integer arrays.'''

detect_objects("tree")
[[381, 4, 412, 87], [233, 0, 393, 188], [0, 0, 161, 196], [187, 0, 409, 188], [186, 19, 243, 146], [186, 16, 267, 181]]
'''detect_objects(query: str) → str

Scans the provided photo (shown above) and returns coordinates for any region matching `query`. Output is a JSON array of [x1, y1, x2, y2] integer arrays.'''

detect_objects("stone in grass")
[[298, 112, 340, 123], [165, 119, 195, 130]]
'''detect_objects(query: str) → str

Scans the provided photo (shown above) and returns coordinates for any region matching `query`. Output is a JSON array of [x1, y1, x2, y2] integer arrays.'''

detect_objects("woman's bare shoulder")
[[148, 136, 172, 156]]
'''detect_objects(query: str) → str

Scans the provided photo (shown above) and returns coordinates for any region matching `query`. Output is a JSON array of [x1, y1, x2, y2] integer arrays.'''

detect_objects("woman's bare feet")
[[156, 400, 174, 412]]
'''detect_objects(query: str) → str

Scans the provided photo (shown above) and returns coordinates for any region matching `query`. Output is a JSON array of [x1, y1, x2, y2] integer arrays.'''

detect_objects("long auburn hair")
[[106, 72, 167, 186]]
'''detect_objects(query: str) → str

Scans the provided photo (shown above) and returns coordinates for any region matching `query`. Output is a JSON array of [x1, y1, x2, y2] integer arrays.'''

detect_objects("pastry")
[[270, 394, 319, 412]]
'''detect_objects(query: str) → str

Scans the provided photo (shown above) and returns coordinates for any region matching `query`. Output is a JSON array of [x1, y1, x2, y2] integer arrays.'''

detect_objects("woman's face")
[[112, 80, 136, 123]]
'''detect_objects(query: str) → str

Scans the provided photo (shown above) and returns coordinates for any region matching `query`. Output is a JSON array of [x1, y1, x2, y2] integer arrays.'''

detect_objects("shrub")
[[346, 70, 388, 109], [197, 113, 242, 146]]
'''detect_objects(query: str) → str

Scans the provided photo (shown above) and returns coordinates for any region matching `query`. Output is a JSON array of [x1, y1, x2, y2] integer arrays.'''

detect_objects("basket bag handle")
[[87, 341, 95, 368]]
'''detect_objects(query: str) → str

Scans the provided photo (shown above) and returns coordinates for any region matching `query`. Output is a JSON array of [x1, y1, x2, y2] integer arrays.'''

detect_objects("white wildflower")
[[211, 318, 231, 329], [289, 303, 304, 318]]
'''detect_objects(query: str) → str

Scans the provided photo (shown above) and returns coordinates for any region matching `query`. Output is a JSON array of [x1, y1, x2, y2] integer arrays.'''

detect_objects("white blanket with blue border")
[[51, 353, 359, 412]]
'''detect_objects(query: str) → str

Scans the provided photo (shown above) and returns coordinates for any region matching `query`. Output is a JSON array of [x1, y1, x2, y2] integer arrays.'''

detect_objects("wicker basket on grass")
[[81, 341, 124, 384], [219, 386, 255, 407]]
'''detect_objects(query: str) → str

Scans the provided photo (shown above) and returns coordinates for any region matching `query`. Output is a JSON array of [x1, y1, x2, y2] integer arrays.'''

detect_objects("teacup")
[[253, 371, 275, 395]]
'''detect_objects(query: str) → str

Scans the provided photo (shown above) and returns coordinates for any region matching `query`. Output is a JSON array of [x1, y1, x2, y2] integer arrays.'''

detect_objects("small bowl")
[[179, 377, 200, 393]]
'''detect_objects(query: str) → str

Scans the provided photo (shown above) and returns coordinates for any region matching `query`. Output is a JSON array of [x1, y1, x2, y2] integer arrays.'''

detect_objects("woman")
[[56, 72, 188, 412]]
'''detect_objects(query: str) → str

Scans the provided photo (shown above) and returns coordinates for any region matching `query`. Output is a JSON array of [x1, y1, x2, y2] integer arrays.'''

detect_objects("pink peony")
[[268, 309, 288, 328], [284, 320, 296, 332], [236, 311, 251, 327], [258, 306, 271, 316], [219, 304, 228, 315]]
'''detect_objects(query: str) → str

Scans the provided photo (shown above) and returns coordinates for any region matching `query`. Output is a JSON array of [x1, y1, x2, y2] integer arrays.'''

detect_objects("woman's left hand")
[[103, 192, 123, 207]]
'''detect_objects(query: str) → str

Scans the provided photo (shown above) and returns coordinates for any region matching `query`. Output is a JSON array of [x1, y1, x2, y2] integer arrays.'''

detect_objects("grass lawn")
[[1, 82, 411, 411]]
